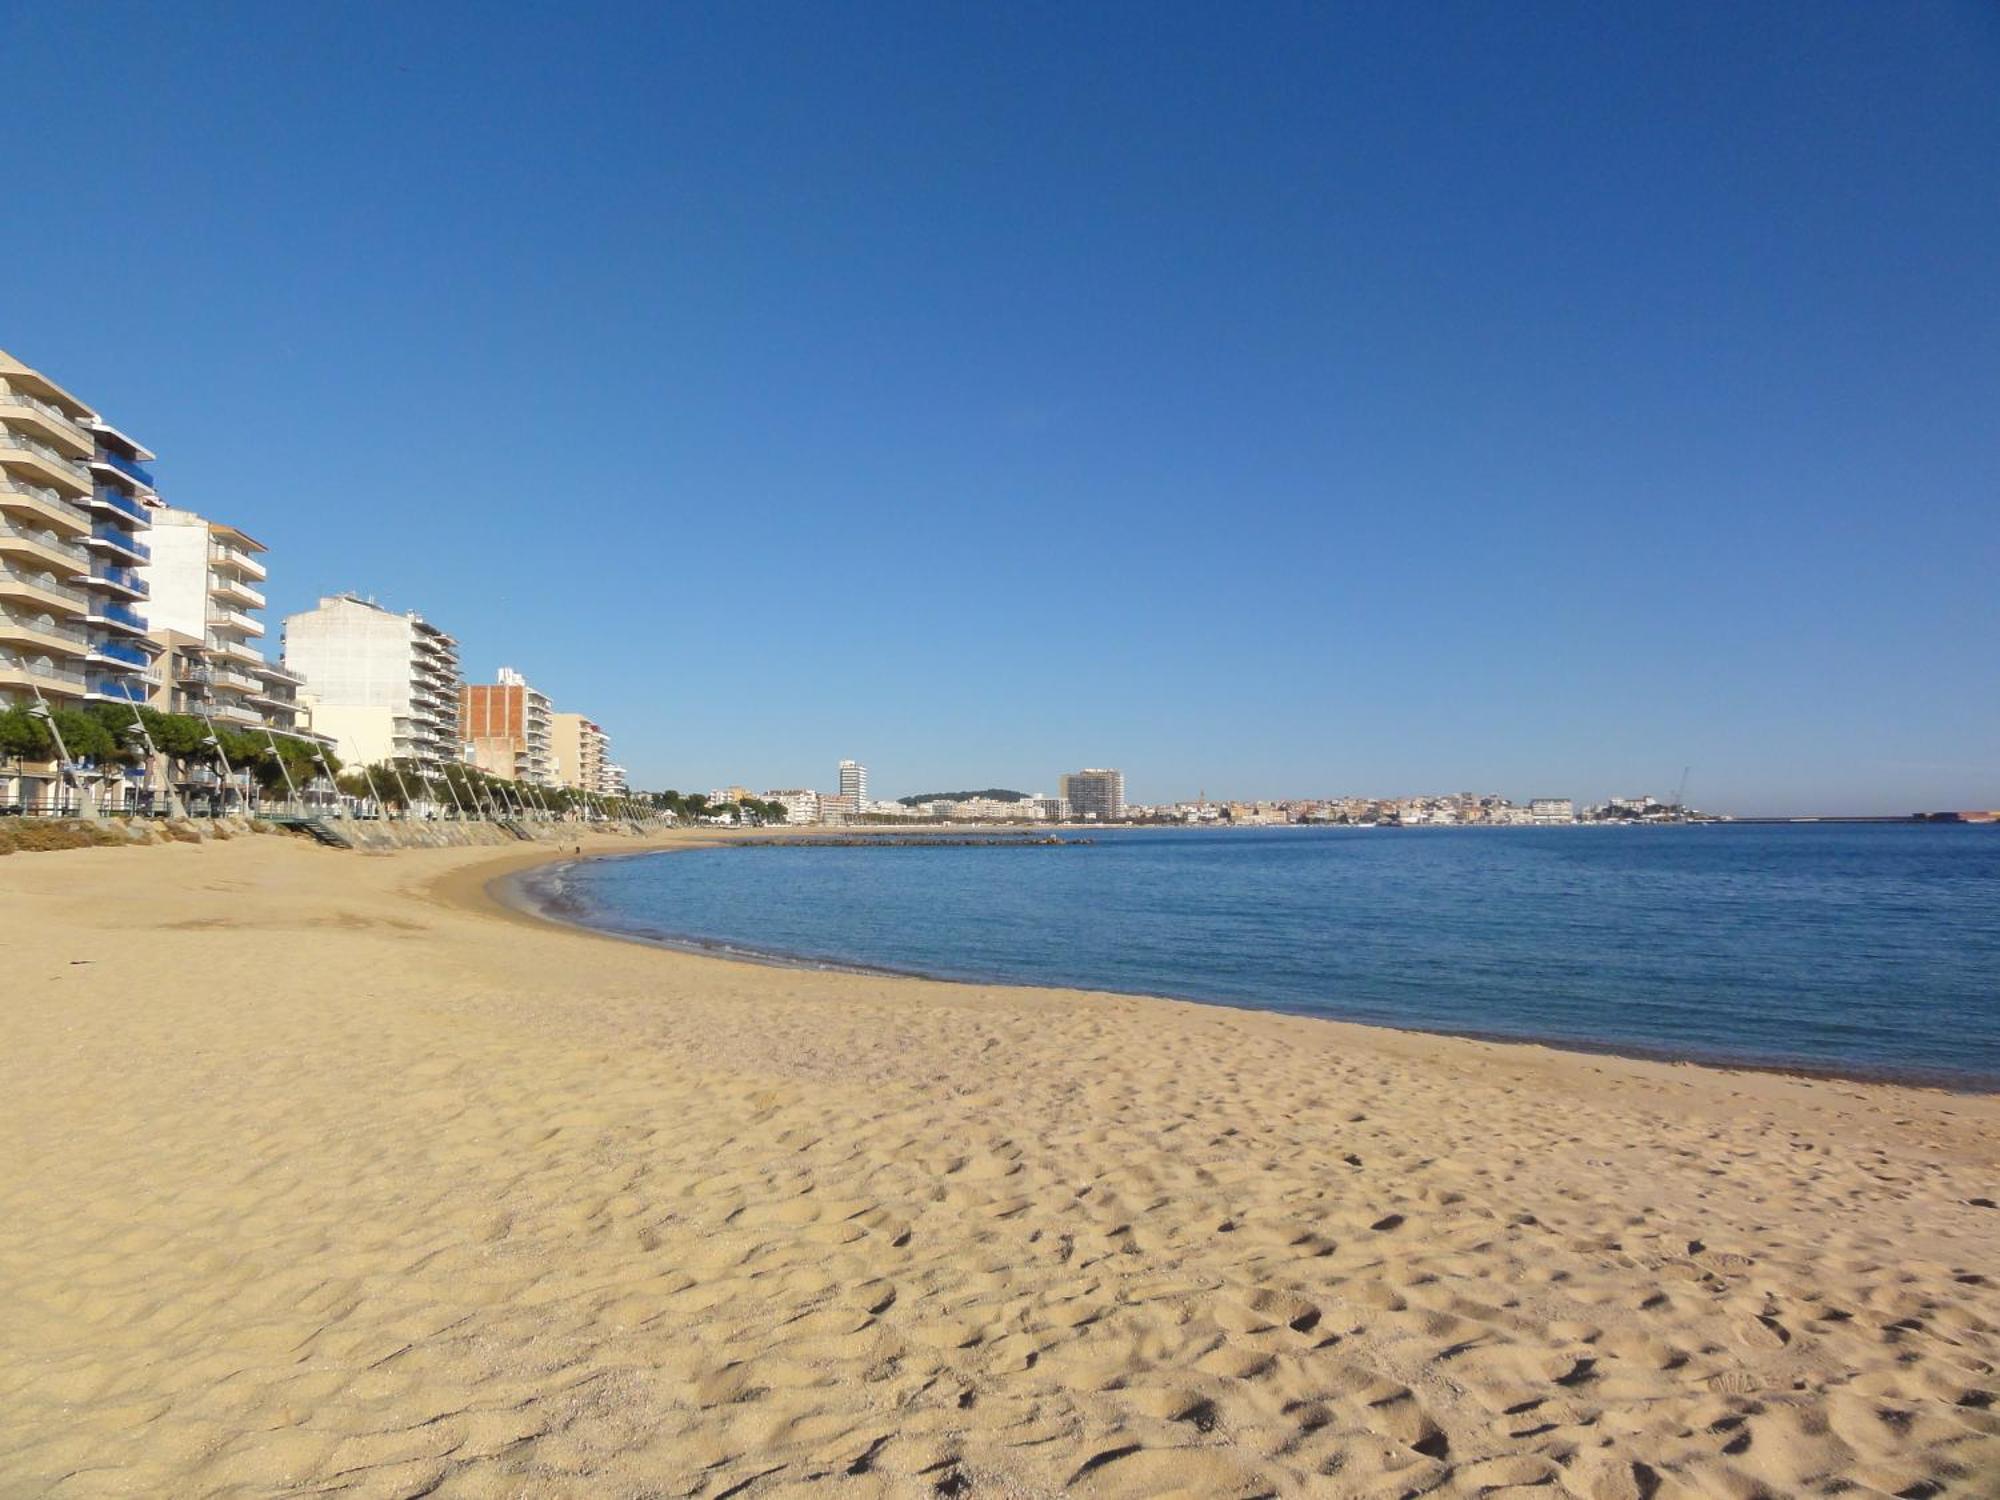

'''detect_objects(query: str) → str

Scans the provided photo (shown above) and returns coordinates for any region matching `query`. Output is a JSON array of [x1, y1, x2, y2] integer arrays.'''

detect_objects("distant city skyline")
[[4, 4, 1994, 817]]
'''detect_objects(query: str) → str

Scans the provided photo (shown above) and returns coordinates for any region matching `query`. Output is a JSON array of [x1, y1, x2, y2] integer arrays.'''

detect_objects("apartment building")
[[1059, 767, 1126, 821], [550, 710, 608, 793], [140, 508, 273, 729], [601, 763, 629, 797], [766, 788, 820, 825], [838, 759, 868, 807], [282, 594, 462, 771], [0, 355, 94, 714], [1528, 798, 1576, 824], [461, 667, 554, 785], [1, 350, 141, 714], [0, 350, 168, 811]]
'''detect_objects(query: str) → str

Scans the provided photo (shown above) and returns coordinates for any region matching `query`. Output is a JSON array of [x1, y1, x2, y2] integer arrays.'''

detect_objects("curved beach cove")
[[4, 834, 1998, 1498], [524, 824, 2000, 1088]]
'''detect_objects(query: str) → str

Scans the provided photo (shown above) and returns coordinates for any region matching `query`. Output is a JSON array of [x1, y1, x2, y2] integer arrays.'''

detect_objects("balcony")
[[85, 675, 149, 704], [91, 563, 149, 599], [208, 542, 267, 580], [0, 387, 91, 454], [207, 606, 264, 637], [208, 572, 266, 609], [85, 524, 151, 564], [0, 430, 90, 493], [0, 607, 88, 651], [87, 600, 149, 634], [176, 661, 214, 684], [95, 449, 155, 490], [0, 561, 87, 610], [204, 634, 265, 665], [0, 478, 91, 535], [86, 487, 151, 525], [0, 514, 78, 571], [87, 637, 152, 669], [0, 655, 87, 693], [210, 664, 265, 691]]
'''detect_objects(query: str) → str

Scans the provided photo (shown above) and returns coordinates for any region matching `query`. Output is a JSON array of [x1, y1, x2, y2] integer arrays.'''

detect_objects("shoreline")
[[489, 838, 2000, 1097], [5, 832, 1996, 1496]]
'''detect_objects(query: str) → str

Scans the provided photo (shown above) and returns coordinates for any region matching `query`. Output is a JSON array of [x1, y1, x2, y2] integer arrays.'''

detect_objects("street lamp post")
[[28, 688, 96, 819]]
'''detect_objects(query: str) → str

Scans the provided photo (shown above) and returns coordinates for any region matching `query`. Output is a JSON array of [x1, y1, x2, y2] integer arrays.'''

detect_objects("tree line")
[[0, 702, 333, 795]]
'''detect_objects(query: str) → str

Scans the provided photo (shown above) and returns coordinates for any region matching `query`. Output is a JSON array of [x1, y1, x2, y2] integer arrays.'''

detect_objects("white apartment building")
[[1528, 798, 1576, 823], [600, 762, 629, 797], [141, 508, 273, 729], [766, 788, 820, 825], [281, 594, 462, 771], [838, 758, 868, 807]]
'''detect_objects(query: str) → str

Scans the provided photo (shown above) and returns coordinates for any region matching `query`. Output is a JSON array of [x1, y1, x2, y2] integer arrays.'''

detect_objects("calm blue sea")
[[525, 825, 2000, 1087]]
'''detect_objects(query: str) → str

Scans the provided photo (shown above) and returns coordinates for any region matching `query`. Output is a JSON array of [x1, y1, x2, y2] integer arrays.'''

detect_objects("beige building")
[[1, 351, 114, 713], [1, 349, 164, 812], [550, 711, 608, 794]]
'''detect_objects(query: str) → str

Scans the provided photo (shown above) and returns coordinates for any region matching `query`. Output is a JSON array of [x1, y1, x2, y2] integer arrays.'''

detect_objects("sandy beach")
[[2, 833, 1996, 1498]]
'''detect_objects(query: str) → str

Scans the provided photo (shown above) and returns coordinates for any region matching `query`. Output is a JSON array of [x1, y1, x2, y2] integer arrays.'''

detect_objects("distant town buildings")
[[281, 594, 463, 773], [1529, 798, 1576, 824], [1060, 768, 1126, 822]]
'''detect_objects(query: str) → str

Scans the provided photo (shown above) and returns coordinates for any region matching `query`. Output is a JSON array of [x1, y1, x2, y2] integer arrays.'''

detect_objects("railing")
[[90, 487, 149, 524], [90, 523, 150, 561], [90, 600, 147, 636], [0, 560, 87, 606], [209, 542, 266, 576], [90, 638, 150, 667], [207, 606, 263, 635], [204, 634, 263, 661], [0, 514, 75, 557], [0, 608, 89, 647], [86, 674, 148, 702], [208, 573, 266, 607], [0, 430, 88, 483], [211, 665, 264, 690], [96, 563, 149, 596], [0, 476, 69, 507], [0, 654, 86, 688], [176, 662, 213, 684], [95, 449, 155, 489], [0, 386, 86, 438]]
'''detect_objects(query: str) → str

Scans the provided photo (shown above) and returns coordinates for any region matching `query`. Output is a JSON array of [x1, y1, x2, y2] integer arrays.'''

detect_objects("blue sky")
[[5, 2, 1995, 813]]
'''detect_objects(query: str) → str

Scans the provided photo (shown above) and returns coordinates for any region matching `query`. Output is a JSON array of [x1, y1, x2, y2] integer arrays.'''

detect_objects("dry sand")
[[1, 832, 1996, 1499]]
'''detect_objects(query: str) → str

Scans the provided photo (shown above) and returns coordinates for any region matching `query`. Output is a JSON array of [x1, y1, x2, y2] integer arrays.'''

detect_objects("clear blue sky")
[[7, 2, 1995, 814]]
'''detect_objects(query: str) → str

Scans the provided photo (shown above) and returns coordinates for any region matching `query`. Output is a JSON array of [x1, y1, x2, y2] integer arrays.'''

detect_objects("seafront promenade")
[[3, 833, 1996, 1497]]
